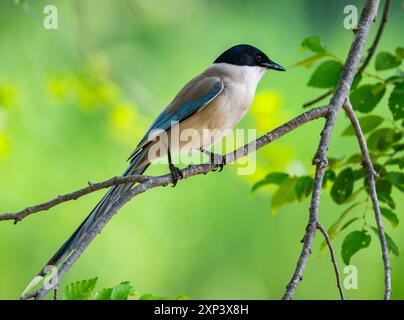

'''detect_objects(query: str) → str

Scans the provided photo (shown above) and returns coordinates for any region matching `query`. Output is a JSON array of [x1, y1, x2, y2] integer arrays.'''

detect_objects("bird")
[[22, 44, 285, 296]]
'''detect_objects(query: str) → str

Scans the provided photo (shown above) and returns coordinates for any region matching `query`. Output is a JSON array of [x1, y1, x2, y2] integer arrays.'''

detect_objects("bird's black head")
[[214, 44, 285, 71]]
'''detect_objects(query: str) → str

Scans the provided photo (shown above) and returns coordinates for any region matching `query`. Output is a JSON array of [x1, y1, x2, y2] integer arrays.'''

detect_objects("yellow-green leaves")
[[252, 173, 314, 213], [301, 36, 327, 54], [341, 230, 371, 265], [64, 277, 98, 300], [271, 177, 298, 213], [350, 83, 386, 113], [95, 281, 135, 300], [308, 60, 343, 88]]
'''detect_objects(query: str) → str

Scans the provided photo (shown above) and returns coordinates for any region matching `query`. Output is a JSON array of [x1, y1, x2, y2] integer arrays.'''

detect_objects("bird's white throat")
[[210, 63, 267, 87]]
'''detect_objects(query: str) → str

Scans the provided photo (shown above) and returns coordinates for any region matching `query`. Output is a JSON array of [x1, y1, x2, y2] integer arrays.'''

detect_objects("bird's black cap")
[[214, 44, 286, 71]]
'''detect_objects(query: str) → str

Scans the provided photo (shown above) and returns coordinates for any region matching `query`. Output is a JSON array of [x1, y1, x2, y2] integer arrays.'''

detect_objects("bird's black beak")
[[261, 60, 286, 71]]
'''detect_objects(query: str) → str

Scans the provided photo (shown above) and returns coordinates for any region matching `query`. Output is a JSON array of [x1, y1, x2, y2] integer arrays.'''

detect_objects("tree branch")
[[302, 0, 390, 109], [357, 0, 392, 75], [317, 222, 345, 300], [343, 99, 391, 299], [0, 175, 150, 224], [282, 0, 380, 300]]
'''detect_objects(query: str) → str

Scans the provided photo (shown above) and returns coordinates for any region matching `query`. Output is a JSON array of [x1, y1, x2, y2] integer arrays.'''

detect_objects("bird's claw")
[[169, 164, 183, 187], [211, 154, 226, 172]]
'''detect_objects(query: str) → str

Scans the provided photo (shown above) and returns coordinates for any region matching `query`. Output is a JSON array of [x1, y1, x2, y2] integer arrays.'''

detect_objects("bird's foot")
[[201, 149, 226, 172], [169, 164, 183, 187]]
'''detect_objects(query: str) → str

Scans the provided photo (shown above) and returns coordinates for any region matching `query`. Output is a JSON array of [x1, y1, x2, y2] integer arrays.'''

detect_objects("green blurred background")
[[0, 0, 403, 299]]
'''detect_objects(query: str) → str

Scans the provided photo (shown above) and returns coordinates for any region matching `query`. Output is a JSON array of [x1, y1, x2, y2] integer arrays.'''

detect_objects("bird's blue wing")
[[129, 77, 223, 160]]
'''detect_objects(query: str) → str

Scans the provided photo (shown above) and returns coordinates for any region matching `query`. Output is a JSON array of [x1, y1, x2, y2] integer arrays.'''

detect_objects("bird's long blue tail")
[[22, 150, 149, 296]]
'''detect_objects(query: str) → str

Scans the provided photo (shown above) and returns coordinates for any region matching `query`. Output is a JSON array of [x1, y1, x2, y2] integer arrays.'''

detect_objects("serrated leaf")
[[341, 115, 383, 136], [370, 227, 399, 256], [308, 60, 343, 88], [350, 83, 386, 113], [95, 281, 135, 300], [389, 82, 404, 120], [300, 36, 327, 53], [380, 207, 399, 228], [331, 168, 354, 204], [341, 231, 371, 265], [271, 177, 297, 212], [95, 288, 113, 300], [110, 281, 136, 300], [294, 176, 313, 201], [64, 277, 98, 300], [385, 171, 404, 192], [375, 52, 402, 71], [251, 172, 289, 192]]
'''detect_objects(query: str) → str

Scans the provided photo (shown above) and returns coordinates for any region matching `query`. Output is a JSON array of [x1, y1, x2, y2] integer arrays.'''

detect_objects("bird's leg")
[[200, 148, 226, 172], [167, 147, 183, 187]]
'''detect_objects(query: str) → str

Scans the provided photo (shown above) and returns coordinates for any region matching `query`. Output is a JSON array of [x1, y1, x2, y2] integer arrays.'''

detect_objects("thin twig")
[[302, 0, 390, 109], [282, 0, 380, 300], [0, 175, 150, 223], [317, 222, 345, 300], [343, 99, 391, 299], [303, 90, 333, 109], [27, 106, 331, 300]]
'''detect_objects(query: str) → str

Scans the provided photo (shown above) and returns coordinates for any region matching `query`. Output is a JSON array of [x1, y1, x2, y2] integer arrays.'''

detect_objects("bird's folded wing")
[[128, 76, 224, 160]]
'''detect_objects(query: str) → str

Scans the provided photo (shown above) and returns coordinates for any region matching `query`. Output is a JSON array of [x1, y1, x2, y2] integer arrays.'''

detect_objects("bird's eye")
[[256, 55, 263, 62]]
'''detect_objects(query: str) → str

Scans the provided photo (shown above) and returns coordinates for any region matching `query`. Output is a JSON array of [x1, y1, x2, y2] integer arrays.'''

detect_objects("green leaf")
[[301, 36, 327, 53], [95, 281, 135, 300], [380, 207, 399, 228], [375, 52, 402, 71], [388, 82, 404, 121], [396, 47, 404, 60], [385, 171, 404, 192], [370, 227, 399, 256], [95, 288, 113, 300], [319, 203, 362, 254], [251, 172, 289, 192], [341, 230, 371, 265], [110, 281, 136, 300], [139, 294, 189, 300], [367, 128, 398, 151], [308, 60, 343, 88], [351, 73, 362, 89], [292, 53, 330, 68], [64, 277, 98, 300], [379, 193, 396, 209], [350, 83, 386, 113], [270, 177, 297, 212], [341, 115, 383, 136], [294, 176, 313, 201], [331, 168, 354, 204], [346, 154, 363, 164]]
